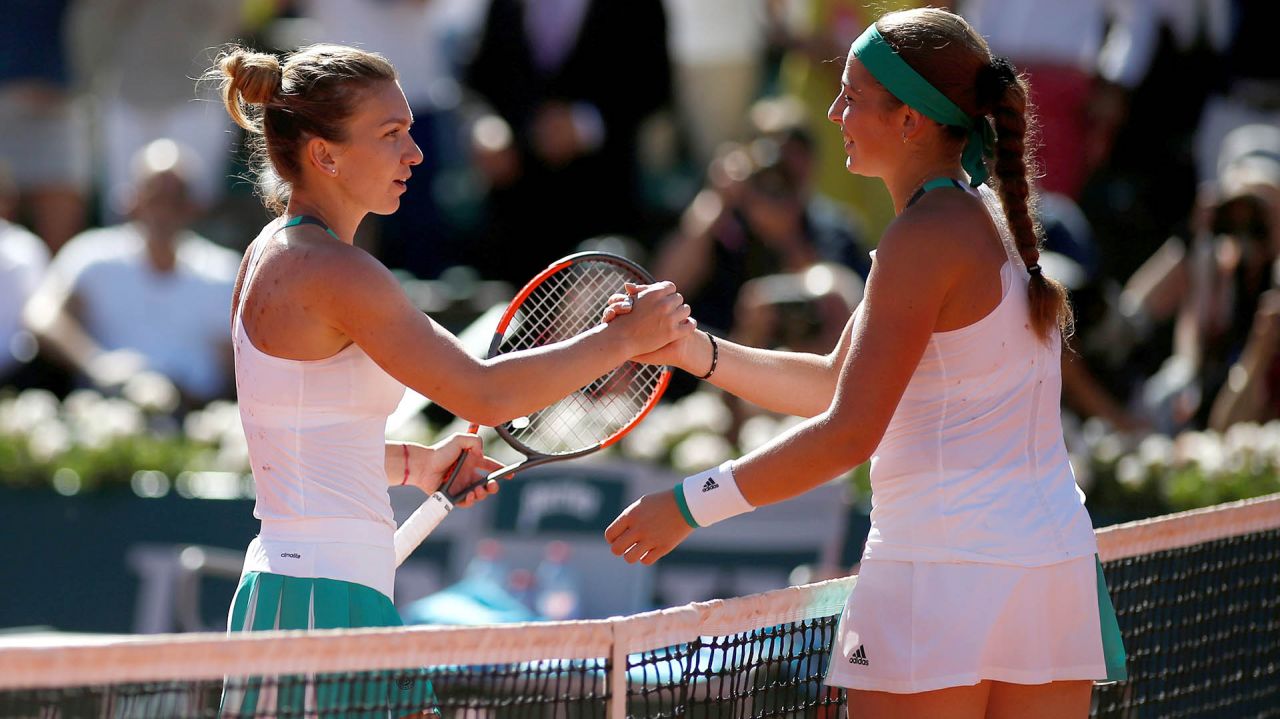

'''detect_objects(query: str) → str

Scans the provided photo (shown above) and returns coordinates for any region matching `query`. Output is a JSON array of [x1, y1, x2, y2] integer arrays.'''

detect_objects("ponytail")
[[978, 58, 1074, 341]]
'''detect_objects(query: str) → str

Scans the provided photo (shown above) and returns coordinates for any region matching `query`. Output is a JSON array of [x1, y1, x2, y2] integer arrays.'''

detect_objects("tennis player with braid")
[[210, 44, 692, 716], [604, 9, 1126, 718]]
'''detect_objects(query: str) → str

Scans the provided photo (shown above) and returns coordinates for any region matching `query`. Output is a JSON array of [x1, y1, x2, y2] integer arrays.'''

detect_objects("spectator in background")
[[1125, 124, 1280, 434], [0, 164, 50, 387], [955, 0, 1133, 200], [1206, 124, 1280, 430], [464, 0, 672, 284], [68, 0, 243, 219], [1076, 0, 1224, 283], [1193, 0, 1280, 185], [654, 120, 865, 340], [0, 0, 89, 253], [24, 140, 239, 409]]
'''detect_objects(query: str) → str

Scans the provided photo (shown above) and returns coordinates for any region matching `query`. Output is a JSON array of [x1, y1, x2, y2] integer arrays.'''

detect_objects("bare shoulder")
[[274, 227, 401, 302], [876, 190, 995, 280]]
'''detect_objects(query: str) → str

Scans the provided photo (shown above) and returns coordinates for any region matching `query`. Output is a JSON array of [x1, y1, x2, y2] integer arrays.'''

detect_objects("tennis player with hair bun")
[[605, 8, 1126, 718], [208, 43, 692, 714]]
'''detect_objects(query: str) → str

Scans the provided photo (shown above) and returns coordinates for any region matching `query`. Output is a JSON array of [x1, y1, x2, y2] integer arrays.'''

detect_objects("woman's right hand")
[[603, 291, 706, 370], [607, 281, 695, 356]]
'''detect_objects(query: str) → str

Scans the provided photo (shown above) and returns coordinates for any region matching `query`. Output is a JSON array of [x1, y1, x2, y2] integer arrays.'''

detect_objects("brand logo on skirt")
[[848, 644, 869, 666], [280, 552, 301, 559]]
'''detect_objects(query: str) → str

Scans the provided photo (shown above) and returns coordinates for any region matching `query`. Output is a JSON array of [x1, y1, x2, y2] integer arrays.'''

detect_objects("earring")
[[901, 133, 908, 143]]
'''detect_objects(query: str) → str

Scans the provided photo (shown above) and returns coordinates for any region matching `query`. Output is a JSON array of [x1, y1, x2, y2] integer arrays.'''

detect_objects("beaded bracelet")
[[697, 332, 719, 380]]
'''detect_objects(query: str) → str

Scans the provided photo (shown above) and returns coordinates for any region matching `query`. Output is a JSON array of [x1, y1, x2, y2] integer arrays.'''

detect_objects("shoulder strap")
[[238, 216, 340, 320], [282, 214, 340, 240], [905, 177, 967, 209]]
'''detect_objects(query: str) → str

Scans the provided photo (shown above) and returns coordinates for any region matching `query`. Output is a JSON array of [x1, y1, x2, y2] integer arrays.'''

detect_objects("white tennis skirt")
[[825, 555, 1127, 694]]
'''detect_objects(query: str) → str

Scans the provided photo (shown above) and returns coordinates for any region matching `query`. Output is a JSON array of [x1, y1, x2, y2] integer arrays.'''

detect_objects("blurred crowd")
[[2, 0, 1278, 448]]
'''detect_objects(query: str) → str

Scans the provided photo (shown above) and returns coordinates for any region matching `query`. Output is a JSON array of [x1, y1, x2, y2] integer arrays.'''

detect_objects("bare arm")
[[730, 218, 950, 507], [314, 248, 694, 427], [607, 211, 962, 562], [627, 312, 856, 418], [24, 278, 148, 389], [1121, 236, 1188, 326]]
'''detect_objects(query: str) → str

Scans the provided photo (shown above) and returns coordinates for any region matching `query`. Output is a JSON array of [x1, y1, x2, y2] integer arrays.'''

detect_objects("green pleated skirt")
[[221, 571, 437, 718]]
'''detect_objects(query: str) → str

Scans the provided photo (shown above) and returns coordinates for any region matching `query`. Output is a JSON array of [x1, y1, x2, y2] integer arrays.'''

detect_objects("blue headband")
[[852, 24, 993, 186]]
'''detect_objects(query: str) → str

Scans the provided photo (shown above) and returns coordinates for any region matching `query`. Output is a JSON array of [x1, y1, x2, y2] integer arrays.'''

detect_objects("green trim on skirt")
[[221, 571, 437, 718], [1095, 557, 1129, 682]]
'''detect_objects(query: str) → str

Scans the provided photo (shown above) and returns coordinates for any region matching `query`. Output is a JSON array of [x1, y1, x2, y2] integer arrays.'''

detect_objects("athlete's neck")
[[885, 156, 967, 215], [285, 193, 363, 245]]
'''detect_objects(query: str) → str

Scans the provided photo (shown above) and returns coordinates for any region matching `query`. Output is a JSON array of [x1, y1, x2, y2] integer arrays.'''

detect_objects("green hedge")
[[2, 388, 1276, 518]]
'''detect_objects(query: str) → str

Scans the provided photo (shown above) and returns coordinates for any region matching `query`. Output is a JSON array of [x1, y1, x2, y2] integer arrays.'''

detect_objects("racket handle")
[[394, 491, 454, 567]]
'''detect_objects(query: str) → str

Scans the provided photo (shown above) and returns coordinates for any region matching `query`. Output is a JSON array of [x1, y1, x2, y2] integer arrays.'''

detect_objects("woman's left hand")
[[604, 491, 694, 564], [419, 433, 506, 507]]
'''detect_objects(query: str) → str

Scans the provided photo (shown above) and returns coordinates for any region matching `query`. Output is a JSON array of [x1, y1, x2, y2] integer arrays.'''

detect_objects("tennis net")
[[0, 493, 1275, 719]]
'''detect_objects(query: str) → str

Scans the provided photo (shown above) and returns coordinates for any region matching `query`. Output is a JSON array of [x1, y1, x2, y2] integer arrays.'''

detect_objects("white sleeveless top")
[[233, 218, 406, 597], [862, 185, 1097, 567]]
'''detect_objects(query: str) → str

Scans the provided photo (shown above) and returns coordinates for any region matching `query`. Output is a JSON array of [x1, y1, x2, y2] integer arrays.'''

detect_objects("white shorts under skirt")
[[825, 555, 1127, 694]]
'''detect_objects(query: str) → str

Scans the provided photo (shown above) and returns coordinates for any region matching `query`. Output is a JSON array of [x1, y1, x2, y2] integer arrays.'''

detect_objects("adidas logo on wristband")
[[702, 477, 719, 492]]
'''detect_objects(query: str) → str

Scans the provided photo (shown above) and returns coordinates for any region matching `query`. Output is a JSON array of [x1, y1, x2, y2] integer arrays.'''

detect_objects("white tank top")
[[862, 185, 1098, 567], [233, 218, 406, 597]]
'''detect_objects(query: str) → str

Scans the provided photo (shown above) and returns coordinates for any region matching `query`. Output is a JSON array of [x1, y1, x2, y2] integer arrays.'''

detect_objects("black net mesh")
[[1091, 527, 1280, 719], [3, 512, 1278, 719], [626, 616, 845, 719], [0, 659, 610, 718]]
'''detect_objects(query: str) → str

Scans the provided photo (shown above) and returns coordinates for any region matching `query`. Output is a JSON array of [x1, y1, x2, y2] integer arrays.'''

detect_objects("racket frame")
[[394, 251, 671, 566]]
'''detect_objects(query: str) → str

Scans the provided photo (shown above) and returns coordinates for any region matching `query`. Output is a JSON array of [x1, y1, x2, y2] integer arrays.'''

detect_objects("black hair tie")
[[989, 56, 1018, 85], [1027, 263, 1043, 276], [976, 56, 1017, 110]]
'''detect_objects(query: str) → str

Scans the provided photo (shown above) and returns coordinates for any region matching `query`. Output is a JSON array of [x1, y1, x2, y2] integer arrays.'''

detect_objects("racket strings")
[[500, 266, 624, 352], [516, 362, 665, 453], [498, 261, 667, 455]]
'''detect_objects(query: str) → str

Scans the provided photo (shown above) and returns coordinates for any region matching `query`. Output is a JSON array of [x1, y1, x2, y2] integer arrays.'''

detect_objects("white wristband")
[[678, 461, 755, 528]]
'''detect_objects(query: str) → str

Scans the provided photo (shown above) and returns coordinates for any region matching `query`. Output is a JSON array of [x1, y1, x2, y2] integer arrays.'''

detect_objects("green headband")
[[852, 24, 993, 187]]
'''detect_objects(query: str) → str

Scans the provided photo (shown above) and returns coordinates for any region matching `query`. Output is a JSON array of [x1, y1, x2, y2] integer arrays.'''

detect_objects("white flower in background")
[[27, 419, 70, 462], [1138, 434, 1175, 469], [1093, 434, 1126, 466], [62, 389, 104, 424], [620, 413, 669, 462], [385, 412, 433, 444], [122, 371, 180, 414], [673, 391, 733, 435], [1081, 416, 1111, 450], [79, 398, 145, 448], [1115, 455, 1147, 489], [182, 407, 220, 445], [1177, 431, 1226, 476], [671, 432, 735, 474], [1223, 422, 1262, 457], [739, 415, 779, 453], [5, 389, 60, 435]]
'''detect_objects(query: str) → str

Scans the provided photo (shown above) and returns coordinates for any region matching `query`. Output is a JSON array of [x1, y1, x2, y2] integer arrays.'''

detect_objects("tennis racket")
[[394, 251, 672, 566]]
